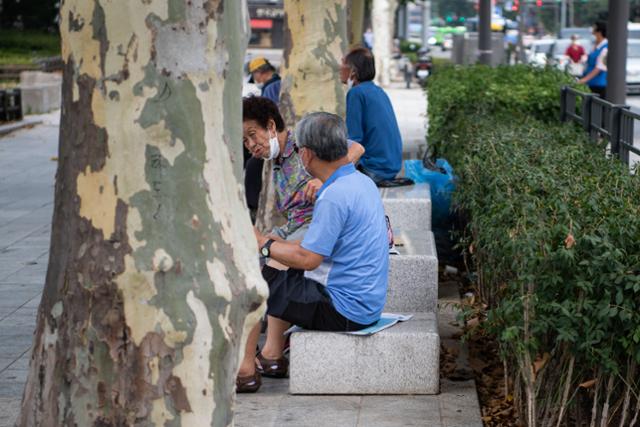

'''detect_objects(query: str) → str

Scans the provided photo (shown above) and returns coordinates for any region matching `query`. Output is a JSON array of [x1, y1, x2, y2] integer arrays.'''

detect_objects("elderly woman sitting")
[[242, 96, 363, 240]]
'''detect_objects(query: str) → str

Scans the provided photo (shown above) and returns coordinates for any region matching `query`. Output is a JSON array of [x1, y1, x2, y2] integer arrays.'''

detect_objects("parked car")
[[527, 39, 554, 67], [627, 40, 640, 94], [627, 23, 640, 39]]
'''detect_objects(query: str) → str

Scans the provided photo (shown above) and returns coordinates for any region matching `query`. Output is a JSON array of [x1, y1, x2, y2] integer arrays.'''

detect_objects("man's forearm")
[[267, 240, 321, 270]]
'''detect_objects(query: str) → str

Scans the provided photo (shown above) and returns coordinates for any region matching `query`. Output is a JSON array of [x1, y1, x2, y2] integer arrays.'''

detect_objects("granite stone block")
[[289, 313, 439, 395], [386, 231, 438, 313], [381, 183, 431, 232]]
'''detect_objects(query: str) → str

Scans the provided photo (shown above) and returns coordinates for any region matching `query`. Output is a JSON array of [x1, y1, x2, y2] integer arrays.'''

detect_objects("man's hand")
[[304, 178, 322, 203]]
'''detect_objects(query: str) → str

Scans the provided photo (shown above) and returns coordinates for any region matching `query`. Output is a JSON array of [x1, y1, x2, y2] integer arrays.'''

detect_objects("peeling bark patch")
[[68, 10, 85, 32], [204, 0, 224, 20], [91, 0, 109, 77], [165, 376, 192, 412], [282, 12, 293, 70]]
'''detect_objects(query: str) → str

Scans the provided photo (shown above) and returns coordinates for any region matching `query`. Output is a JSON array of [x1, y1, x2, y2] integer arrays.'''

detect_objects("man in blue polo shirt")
[[236, 112, 389, 393], [340, 47, 403, 183]]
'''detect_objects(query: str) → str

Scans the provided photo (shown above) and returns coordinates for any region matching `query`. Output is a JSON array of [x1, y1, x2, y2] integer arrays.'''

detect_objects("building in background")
[[248, 0, 285, 48]]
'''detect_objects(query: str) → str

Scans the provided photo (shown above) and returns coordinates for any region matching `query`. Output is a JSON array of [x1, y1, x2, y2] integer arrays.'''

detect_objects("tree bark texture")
[[280, 0, 348, 126], [372, 0, 397, 87], [255, 0, 348, 232], [18, 1, 268, 426], [348, 0, 366, 47]]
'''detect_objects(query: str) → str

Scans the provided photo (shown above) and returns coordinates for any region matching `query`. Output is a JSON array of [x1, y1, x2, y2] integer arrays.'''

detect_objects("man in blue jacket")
[[340, 47, 403, 183]]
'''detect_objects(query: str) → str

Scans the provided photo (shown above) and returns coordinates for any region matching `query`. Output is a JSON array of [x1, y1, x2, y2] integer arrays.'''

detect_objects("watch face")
[[261, 247, 269, 257]]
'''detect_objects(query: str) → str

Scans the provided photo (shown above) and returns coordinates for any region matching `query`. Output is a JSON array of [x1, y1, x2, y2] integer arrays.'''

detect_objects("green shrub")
[[429, 65, 640, 425], [427, 65, 585, 163], [0, 30, 60, 65], [400, 39, 422, 53]]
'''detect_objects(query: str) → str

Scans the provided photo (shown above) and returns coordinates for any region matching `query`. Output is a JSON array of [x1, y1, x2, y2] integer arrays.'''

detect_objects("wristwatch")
[[260, 239, 275, 258]]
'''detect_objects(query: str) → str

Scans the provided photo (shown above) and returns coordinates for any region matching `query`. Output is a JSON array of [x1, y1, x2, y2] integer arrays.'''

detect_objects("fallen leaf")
[[50, 156, 58, 161], [564, 233, 576, 249], [467, 317, 480, 328], [579, 379, 596, 389], [533, 352, 551, 375]]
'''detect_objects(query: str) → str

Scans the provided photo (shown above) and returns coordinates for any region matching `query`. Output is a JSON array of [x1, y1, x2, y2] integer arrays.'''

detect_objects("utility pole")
[[478, 0, 492, 65], [421, 0, 431, 48], [607, 0, 629, 104], [568, 0, 574, 28], [517, 1, 526, 63], [560, 0, 567, 33]]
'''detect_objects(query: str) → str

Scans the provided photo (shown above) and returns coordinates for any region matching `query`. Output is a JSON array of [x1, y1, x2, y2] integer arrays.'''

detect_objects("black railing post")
[[14, 89, 23, 121], [609, 105, 628, 158], [582, 93, 593, 132], [0, 90, 6, 122], [560, 86, 568, 122], [621, 113, 633, 165]]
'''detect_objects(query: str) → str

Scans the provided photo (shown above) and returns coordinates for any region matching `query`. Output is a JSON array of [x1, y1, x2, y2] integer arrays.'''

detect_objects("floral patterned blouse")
[[272, 131, 314, 237]]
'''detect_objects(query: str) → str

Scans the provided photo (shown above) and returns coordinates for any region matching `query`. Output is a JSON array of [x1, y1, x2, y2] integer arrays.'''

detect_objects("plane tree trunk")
[[18, 1, 267, 425]]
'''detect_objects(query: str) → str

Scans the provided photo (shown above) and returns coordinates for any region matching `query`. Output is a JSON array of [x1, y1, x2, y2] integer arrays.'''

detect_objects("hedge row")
[[428, 65, 640, 425]]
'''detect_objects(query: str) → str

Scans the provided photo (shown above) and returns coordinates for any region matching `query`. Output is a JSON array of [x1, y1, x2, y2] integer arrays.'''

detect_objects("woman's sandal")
[[256, 351, 289, 378], [236, 369, 262, 393]]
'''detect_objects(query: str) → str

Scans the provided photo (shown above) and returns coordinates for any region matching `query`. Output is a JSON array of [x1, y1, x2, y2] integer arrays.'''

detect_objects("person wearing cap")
[[248, 57, 281, 104]]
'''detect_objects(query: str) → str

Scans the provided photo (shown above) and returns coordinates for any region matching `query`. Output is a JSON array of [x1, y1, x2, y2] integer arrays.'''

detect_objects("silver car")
[[627, 40, 640, 94]]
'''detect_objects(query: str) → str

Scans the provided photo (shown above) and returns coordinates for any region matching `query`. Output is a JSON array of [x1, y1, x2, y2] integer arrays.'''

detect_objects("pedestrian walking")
[[579, 21, 608, 99]]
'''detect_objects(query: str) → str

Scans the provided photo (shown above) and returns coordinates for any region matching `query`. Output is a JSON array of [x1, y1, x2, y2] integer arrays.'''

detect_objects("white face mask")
[[255, 82, 264, 90], [346, 77, 355, 91], [266, 130, 280, 160], [299, 148, 311, 176]]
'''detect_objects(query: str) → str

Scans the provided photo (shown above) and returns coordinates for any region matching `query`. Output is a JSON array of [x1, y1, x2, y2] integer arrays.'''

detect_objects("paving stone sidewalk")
[[0, 111, 59, 426], [0, 86, 482, 426]]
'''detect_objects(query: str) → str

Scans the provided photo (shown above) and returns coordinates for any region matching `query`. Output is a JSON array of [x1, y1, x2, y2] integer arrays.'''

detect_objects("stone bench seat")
[[381, 183, 431, 232], [387, 229, 438, 313], [289, 312, 439, 395]]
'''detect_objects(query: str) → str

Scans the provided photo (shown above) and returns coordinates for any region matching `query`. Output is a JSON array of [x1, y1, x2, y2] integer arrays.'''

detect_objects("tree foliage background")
[[0, 0, 59, 31]]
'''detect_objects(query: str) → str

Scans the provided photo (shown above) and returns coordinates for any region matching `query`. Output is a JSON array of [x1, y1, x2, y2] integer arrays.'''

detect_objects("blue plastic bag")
[[404, 158, 456, 227]]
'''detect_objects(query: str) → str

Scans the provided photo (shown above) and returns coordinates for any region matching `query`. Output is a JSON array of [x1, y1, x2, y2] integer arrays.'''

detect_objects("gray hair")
[[295, 112, 348, 162]]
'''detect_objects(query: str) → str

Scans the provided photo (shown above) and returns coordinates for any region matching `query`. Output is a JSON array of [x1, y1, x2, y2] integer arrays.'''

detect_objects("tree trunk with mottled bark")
[[18, 1, 267, 425], [348, 0, 366, 47], [372, 0, 398, 87], [255, 0, 348, 232]]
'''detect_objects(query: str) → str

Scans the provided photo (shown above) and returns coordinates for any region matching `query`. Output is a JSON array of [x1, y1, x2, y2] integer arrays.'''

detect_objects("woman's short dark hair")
[[242, 96, 285, 132], [594, 20, 607, 38], [344, 47, 376, 82]]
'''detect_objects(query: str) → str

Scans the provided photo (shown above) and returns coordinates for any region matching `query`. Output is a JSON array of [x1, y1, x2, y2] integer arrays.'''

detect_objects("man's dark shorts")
[[262, 266, 373, 332]]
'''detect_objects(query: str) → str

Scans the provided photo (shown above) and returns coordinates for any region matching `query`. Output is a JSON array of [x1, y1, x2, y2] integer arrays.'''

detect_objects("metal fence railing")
[[560, 86, 640, 168], [0, 89, 23, 123]]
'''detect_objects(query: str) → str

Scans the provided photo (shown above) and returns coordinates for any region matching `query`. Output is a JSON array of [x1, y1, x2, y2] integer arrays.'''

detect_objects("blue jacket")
[[346, 81, 402, 180], [261, 74, 281, 104], [584, 41, 608, 88]]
